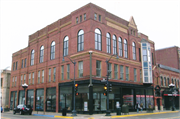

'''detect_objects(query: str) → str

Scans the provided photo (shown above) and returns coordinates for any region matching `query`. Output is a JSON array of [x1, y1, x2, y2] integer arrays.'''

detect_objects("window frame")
[[40, 46, 44, 63], [95, 28, 102, 51], [132, 42, 136, 60], [124, 39, 128, 58], [63, 36, 69, 56], [31, 50, 34, 66], [50, 41, 55, 60], [78, 30, 84, 52], [113, 35, 117, 55]]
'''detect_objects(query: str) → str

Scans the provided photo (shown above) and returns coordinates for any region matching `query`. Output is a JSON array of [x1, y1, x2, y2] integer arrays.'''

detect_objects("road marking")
[[111, 111, 179, 118], [166, 116, 180, 119], [88, 117, 94, 119], [1, 117, 11, 119], [54, 115, 73, 118]]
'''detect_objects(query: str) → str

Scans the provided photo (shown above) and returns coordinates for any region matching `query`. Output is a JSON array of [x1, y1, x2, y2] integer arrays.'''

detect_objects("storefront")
[[36, 89, 44, 111], [10, 91, 17, 109], [46, 87, 56, 112], [27, 89, 34, 108]]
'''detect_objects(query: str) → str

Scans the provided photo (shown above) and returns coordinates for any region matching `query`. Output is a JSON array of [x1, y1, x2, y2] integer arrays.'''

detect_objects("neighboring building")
[[155, 46, 180, 70], [1, 69, 11, 109], [10, 3, 156, 114], [154, 46, 180, 111]]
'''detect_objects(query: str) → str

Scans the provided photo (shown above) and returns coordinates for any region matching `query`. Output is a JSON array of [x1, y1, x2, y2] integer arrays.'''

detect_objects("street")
[[1, 111, 180, 119]]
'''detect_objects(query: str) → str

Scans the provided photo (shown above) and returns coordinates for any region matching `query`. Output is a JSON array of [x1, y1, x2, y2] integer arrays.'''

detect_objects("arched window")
[[132, 42, 136, 60], [124, 39, 128, 58], [50, 41, 55, 60], [106, 33, 111, 54], [63, 36, 69, 56], [113, 35, 117, 55], [95, 28, 101, 51], [118, 37, 122, 57], [78, 30, 84, 52], [31, 50, 34, 66], [164, 77, 166, 86], [161, 76, 163, 86], [40, 46, 44, 63]]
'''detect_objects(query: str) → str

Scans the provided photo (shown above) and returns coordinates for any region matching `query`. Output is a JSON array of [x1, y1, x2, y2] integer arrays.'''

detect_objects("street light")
[[169, 83, 175, 111], [105, 54, 119, 116], [22, 83, 28, 105], [62, 56, 77, 116]]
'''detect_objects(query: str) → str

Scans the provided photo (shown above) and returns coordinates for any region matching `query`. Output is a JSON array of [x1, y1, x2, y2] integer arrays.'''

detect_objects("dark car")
[[13, 104, 33, 115]]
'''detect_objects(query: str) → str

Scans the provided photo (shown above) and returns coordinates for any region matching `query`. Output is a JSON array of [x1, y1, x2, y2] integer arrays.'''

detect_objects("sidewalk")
[[4, 110, 180, 119]]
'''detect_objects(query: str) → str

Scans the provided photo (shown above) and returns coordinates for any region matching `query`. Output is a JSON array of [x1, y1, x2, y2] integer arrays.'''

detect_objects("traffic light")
[[109, 84, 112, 92], [75, 92, 79, 96], [75, 84, 78, 92], [103, 84, 107, 96]]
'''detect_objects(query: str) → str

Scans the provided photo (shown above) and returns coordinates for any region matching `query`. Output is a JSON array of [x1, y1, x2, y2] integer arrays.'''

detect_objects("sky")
[[0, 0, 180, 70]]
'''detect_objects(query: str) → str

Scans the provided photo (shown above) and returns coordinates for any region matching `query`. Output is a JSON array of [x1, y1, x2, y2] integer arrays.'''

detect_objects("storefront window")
[[60, 86, 72, 111], [27, 90, 34, 108], [19, 90, 25, 104], [146, 89, 154, 108], [10, 91, 17, 109], [122, 88, 134, 109], [36, 89, 44, 111], [46, 87, 56, 112], [136, 89, 145, 108]]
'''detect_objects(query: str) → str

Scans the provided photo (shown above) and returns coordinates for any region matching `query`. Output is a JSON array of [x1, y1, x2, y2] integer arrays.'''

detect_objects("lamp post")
[[169, 83, 175, 111], [105, 54, 119, 116], [22, 83, 28, 105], [62, 56, 77, 116]]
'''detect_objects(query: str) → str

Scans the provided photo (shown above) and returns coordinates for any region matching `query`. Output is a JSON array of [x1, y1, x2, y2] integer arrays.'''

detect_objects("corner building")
[[10, 3, 156, 114]]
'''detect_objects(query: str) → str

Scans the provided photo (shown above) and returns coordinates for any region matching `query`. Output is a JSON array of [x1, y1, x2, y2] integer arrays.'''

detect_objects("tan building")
[[1, 69, 11, 109]]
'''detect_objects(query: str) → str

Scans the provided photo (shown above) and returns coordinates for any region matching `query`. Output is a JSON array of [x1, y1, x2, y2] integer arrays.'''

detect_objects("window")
[[16, 61, 18, 70], [125, 67, 129, 80], [21, 59, 23, 68], [42, 70, 44, 83], [139, 48, 141, 62], [95, 28, 101, 51], [164, 77, 166, 86], [143, 48, 147, 61], [124, 39, 128, 58], [53, 67, 56, 82], [78, 30, 84, 52], [61, 66, 64, 80], [21, 75, 23, 86], [152, 53, 154, 65], [40, 46, 44, 63], [132, 42, 136, 60], [49, 68, 51, 82], [171, 78, 174, 84], [32, 73, 34, 84], [106, 33, 111, 54], [63, 36, 69, 56], [38, 71, 40, 84], [144, 70, 148, 82], [161, 77, 163, 86], [114, 64, 118, 79], [94, 13, 97, 20], [108, 63, 112, 79], [15, 77, 17, 86], [31, 50, 34, 65], [67, 64, 70, 80], [140, 69, 142, 82], [50, 41, 55, 60], [134, 68, 137, 82], [13, 62, 15, 71], [12, 77, 14, 87], [96, 60, 101, 77], [167, 78, 170, 86], [80, 15, 82, 22], [24, 58, 27, 68], [113, 35, 117, 55], [84, 13, 86, 20], [120, 65, 124, 80], [119, 37, 123, 57], [24, 74, 26, 84], [76, 17, 78, 24], [29, 73, 31, 85], [79, 61, 83, 77], [99, 15, 101, 21]]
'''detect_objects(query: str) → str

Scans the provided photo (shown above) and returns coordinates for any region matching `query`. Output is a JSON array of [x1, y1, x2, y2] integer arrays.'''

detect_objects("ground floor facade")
[[10, 79, 154, 114]]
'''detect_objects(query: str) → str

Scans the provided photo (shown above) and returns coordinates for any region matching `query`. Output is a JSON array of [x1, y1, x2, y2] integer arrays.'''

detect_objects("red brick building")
[[10, 3, 156, 114]]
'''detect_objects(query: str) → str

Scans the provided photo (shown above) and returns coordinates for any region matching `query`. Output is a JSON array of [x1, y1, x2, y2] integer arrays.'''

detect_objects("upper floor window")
[[40, 46, 44, 63], [76, 17, 78, 24], [114, 64, 118, 79], [84, 13, 86, 20], [118, 37, 123, 57], [94, 13, 97, 20], [16, 61, 18, 70], [63, 36, 69, 56], [21, 59, 24, 68], [120, 65, 124, 80], [113, 35, 117, 55], [132, 42, 136, 60], [78, 30, 84, 52], [95, 28, 101, 51], [164, 77, 166, 86], [124, 39, 128, 58], [134, 68, 137, 82], [50, 41, 55, 60], [67, 64, 70, 80], [96, 60, 101, 77], [24, 58, 27, 68], [108, 63, 112, 79], [30, 50, 34, 66], [13, 62, 15, 71], [42, 70, 44, 83], [53, 67, 56, 82], [161, 76, 163, 86], [80, 15, 82, 22], [99, 15, 101, 21], [79, 61, 83, 78], [167, 77, 170, 86], [125, 66, 129, 80], [106, 33, 111, 54]]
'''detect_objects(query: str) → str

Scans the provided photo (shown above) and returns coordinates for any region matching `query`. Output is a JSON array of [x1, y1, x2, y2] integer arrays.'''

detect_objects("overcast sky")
[[0, 0, 180, 70]]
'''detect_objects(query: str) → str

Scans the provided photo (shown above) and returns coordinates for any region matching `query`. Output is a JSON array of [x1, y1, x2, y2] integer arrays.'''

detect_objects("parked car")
[[13, 104, 33, 115]]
